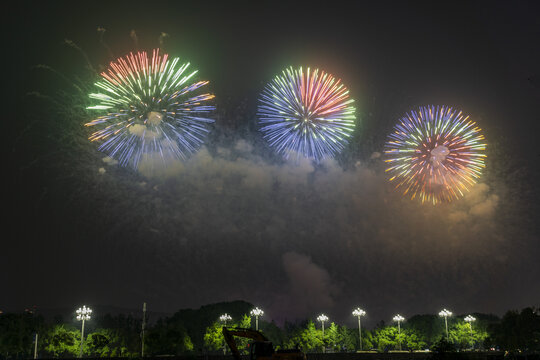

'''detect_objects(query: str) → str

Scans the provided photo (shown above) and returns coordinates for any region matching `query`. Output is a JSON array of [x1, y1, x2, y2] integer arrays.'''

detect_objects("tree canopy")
[[0, 304, 538, 359]]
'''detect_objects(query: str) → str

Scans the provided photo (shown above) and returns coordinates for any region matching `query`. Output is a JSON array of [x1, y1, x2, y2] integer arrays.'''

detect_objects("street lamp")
[[250, 307, 264, 331], [219, 314, 232, 354], [220, 313, 232, 327], [438, 309, 452, 341], [464, 315, 476, 349], [76, 306, 92, 358], [393, 314, 405, 351], [317, 314, 329, 353], [141, 302, 147, 358], [352, 308, 366, 351]]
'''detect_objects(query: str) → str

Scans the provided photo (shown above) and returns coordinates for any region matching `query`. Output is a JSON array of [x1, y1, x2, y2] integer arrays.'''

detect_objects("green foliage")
[[324, 322, 339, 350], [283, 320, 322, 352], [361, 329, 375, 350], [1, 305, 539, 358], [402, 329, 427, 350], [203, 321, 225, 352], [282, 320, 357, 352], [372, 326, 398, 351], [146, 318, 193, 355], [167, 300, 254, 351], [320, 322, 356, 351], [299, 320, 322, 352], [337, 325, 356, 351], [406, 314, 445, 345], [85, 330, 112, 357], [43, 325, 80, 357], [431, 336, 456, 353], [84, 327, 141, 357], [239, 314, 252, 328], [366, 325, 427, 351], [0, 313, 43, 358], [448, 321, 488, 350], [235, 314, 253, 353], [258, 320, 286, 349], [90, 314, 142, 357], [488, 307, 540, 351], [203, 314, 252, 354]]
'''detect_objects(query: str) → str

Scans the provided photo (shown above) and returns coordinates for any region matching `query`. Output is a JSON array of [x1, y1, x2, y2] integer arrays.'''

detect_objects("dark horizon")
[[5, 0, 540, 329]]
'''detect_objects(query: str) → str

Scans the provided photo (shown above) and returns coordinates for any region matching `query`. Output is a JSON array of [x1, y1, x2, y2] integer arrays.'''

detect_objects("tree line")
[[0, 301, 538, 359]]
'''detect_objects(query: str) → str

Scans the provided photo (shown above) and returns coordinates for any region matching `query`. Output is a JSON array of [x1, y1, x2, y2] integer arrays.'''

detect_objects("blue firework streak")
[[85, 49, 215, 169], [384, 105, 487, 204], [257, 67, 356, 162]]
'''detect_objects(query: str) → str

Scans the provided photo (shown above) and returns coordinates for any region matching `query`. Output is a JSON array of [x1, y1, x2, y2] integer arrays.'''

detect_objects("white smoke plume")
[[63, 138, 535, 322]]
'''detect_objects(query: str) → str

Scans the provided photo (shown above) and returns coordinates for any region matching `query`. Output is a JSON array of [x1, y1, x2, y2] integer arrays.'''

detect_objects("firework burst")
[[85, 49, 215, 169], [385, 105, 487, 204], [257, 66, 356, 162]]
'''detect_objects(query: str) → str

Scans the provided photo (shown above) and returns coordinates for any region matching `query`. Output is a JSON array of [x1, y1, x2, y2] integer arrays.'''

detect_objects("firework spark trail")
[[258, 67, 356, 162], [85, 49, 215, 169], [384, 105, 487, 205]]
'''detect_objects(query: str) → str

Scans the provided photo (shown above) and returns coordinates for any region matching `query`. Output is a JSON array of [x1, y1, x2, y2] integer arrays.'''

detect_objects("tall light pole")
[[141, 302, 147, 358], [27, 306, 39, 360], [438, 309, 452, 341], [352, 308, 366, 351], [76, 306, 92, 358], [250, 307, 264, 331], [219, 314, 232, 354], [317, 314, 329, 353], [464, 315, 476, 349], [392, 315, 405, 351], [33, 333, 38, 359]]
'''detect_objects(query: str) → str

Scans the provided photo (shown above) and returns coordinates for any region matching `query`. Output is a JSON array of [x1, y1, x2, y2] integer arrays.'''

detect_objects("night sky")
[[5, 0, 540, 327]]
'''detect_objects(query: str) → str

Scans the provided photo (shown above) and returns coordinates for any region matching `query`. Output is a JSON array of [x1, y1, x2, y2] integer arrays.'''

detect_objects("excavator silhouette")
[[222, 327, 306, 360]]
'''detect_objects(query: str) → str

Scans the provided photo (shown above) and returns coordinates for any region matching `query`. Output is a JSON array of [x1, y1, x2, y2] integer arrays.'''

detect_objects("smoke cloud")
[[271, 252, 341, 320], [38, 136, 535, 323]]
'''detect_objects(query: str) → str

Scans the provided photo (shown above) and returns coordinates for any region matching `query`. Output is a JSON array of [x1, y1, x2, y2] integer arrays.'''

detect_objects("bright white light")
[[352, 308, 366, 317], [76, 305, 92, 321], [219, 313, 232, 322], [250, 307, 264, 317], [317, 314, 329, 323], [464, 315, 476, 322], [439, 309, 452, 317], [393, 314, 405, 322]]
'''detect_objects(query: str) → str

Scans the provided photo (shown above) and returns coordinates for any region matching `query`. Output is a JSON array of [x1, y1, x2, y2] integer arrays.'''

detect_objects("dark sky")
[[5, 0, 540, 327]]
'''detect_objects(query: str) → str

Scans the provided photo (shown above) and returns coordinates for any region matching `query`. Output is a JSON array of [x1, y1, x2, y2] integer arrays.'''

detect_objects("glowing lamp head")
[[317, 314, 329, 323], [393, 314, 405, 322], [352, 308, 366, 317], [464, 315, 476, 322], [439, 309, 452, 317], [76, 305, 92, 321], [250, 307, 264, 317], [219, 313, 232, 322]]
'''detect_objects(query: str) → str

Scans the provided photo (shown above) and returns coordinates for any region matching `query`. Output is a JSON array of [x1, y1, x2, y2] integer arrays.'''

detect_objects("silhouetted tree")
[[488, 307, 540, 351]]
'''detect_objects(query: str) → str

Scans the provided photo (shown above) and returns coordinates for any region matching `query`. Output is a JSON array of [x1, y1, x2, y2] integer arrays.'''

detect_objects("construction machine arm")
[[222, 327, 269, 360]]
